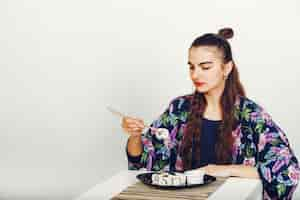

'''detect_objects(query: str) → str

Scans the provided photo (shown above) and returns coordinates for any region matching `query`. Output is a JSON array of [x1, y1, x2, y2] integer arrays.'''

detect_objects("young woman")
[[121, 28, 300, 199]]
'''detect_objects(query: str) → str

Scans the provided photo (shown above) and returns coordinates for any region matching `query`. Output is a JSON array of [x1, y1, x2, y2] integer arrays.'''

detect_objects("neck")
[[201, 82, 225, 121], [204, 82, 225, 109], [204, 93, 222, 109]]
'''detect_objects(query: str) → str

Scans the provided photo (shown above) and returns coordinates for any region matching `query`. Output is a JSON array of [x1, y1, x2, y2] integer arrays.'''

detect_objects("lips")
[[193, 82, 206, 87]]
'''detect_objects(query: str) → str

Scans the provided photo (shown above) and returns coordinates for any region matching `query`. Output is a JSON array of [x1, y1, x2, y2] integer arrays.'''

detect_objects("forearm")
[[229, 164, 259, 179], [127, 135, 143, 157]]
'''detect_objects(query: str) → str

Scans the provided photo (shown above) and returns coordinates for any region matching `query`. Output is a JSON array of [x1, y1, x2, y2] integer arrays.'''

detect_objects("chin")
[[195, 88, 210, 94]]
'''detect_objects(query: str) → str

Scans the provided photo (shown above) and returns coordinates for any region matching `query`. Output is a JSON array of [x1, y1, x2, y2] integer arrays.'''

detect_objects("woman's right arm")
[[127, 135, 143, 157], [122, 97, 182, 171], [122, 116, 144, 157]]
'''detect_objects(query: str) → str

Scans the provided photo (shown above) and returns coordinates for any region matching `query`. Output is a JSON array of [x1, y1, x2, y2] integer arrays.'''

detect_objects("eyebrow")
[[187, 61, 213, 66]]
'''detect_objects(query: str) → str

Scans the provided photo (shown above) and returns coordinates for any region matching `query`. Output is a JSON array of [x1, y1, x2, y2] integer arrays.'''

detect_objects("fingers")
[[121, 116, 145, 136], [124, 117, 144, 125], [122, 117, 145, 128], [123, 127, 144, 136]]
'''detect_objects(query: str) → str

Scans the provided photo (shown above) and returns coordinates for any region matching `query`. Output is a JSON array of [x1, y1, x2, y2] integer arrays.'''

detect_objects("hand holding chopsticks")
[[107, 106, 170, 140], [107, 106, 158, 134]]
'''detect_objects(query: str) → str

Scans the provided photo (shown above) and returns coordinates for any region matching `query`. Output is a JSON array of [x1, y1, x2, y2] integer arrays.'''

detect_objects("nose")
[[190, 67, 202, 80]]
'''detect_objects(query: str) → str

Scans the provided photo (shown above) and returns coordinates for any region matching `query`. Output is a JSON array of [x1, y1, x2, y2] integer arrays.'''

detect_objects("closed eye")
[[188, 63, 212, 70]]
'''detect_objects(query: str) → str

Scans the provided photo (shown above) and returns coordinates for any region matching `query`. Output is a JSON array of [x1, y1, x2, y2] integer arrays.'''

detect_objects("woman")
[[121, 28, 300, 199]]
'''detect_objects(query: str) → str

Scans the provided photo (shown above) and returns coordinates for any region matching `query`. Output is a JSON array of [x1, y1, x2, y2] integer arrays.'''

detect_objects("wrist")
[[129, 134, 142, 141], [127, 136, 143, 157]]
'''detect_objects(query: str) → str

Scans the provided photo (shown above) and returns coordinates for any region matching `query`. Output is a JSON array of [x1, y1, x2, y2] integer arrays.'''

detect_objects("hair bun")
[[218, 28, 234, 39]]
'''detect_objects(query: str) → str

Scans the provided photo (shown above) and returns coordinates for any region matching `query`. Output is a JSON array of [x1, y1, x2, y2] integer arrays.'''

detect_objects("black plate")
[[136, 172, 216, 189]]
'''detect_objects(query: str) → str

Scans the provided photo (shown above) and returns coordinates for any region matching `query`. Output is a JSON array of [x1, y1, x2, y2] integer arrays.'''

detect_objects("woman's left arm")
[[250, 106, 300, 199], [200, 164, 259, 179], [200, 102, 300, 199]]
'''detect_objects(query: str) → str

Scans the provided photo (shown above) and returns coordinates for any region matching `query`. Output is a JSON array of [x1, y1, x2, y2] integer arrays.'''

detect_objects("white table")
[[75, 169, 262, 200]]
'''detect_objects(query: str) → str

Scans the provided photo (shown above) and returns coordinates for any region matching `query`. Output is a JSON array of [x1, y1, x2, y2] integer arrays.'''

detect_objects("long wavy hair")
[[179, 28, 246, 170]]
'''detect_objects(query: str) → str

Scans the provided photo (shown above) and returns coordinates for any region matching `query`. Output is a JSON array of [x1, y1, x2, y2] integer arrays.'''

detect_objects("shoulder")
[[238, 95, 264, 111], [168, 93, 193, 113], [236, 95, 272, 125]]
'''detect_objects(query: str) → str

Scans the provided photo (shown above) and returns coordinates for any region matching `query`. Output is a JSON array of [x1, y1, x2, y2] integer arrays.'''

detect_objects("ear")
[[224, 60, 233, 76]]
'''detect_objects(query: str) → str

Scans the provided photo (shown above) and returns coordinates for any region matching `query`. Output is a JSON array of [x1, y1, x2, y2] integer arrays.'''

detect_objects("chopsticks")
[[106, 106, 158, 132]]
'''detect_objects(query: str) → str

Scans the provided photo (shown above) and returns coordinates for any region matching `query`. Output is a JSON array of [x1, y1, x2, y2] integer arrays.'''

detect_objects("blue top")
[[191, 118, 221, 169]]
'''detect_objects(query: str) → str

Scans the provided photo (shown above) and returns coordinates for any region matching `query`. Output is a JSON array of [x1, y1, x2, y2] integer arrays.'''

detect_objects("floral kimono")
[[126, 94, 300, 199]]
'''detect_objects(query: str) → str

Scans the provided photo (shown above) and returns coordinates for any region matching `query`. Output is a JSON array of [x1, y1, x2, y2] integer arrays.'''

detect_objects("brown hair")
[[179, 28, 246, 170]]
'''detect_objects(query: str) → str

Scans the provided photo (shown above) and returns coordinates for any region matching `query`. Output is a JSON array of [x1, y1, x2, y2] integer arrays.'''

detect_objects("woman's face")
[[188, 46, 232, 94]]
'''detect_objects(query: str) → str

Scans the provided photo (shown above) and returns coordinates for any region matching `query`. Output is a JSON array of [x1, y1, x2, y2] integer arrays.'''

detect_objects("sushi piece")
[[158, 172, 172, 186], [155, 128, 169, 140], [151, 172, 186, 186], [151, 173, 160, 185], [184, 169, 205, 185], [173, 172, 187, 186]]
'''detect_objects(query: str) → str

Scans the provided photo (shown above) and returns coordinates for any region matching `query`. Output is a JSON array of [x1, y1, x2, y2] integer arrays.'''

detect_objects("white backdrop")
[[0, 0, 300, 199]]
